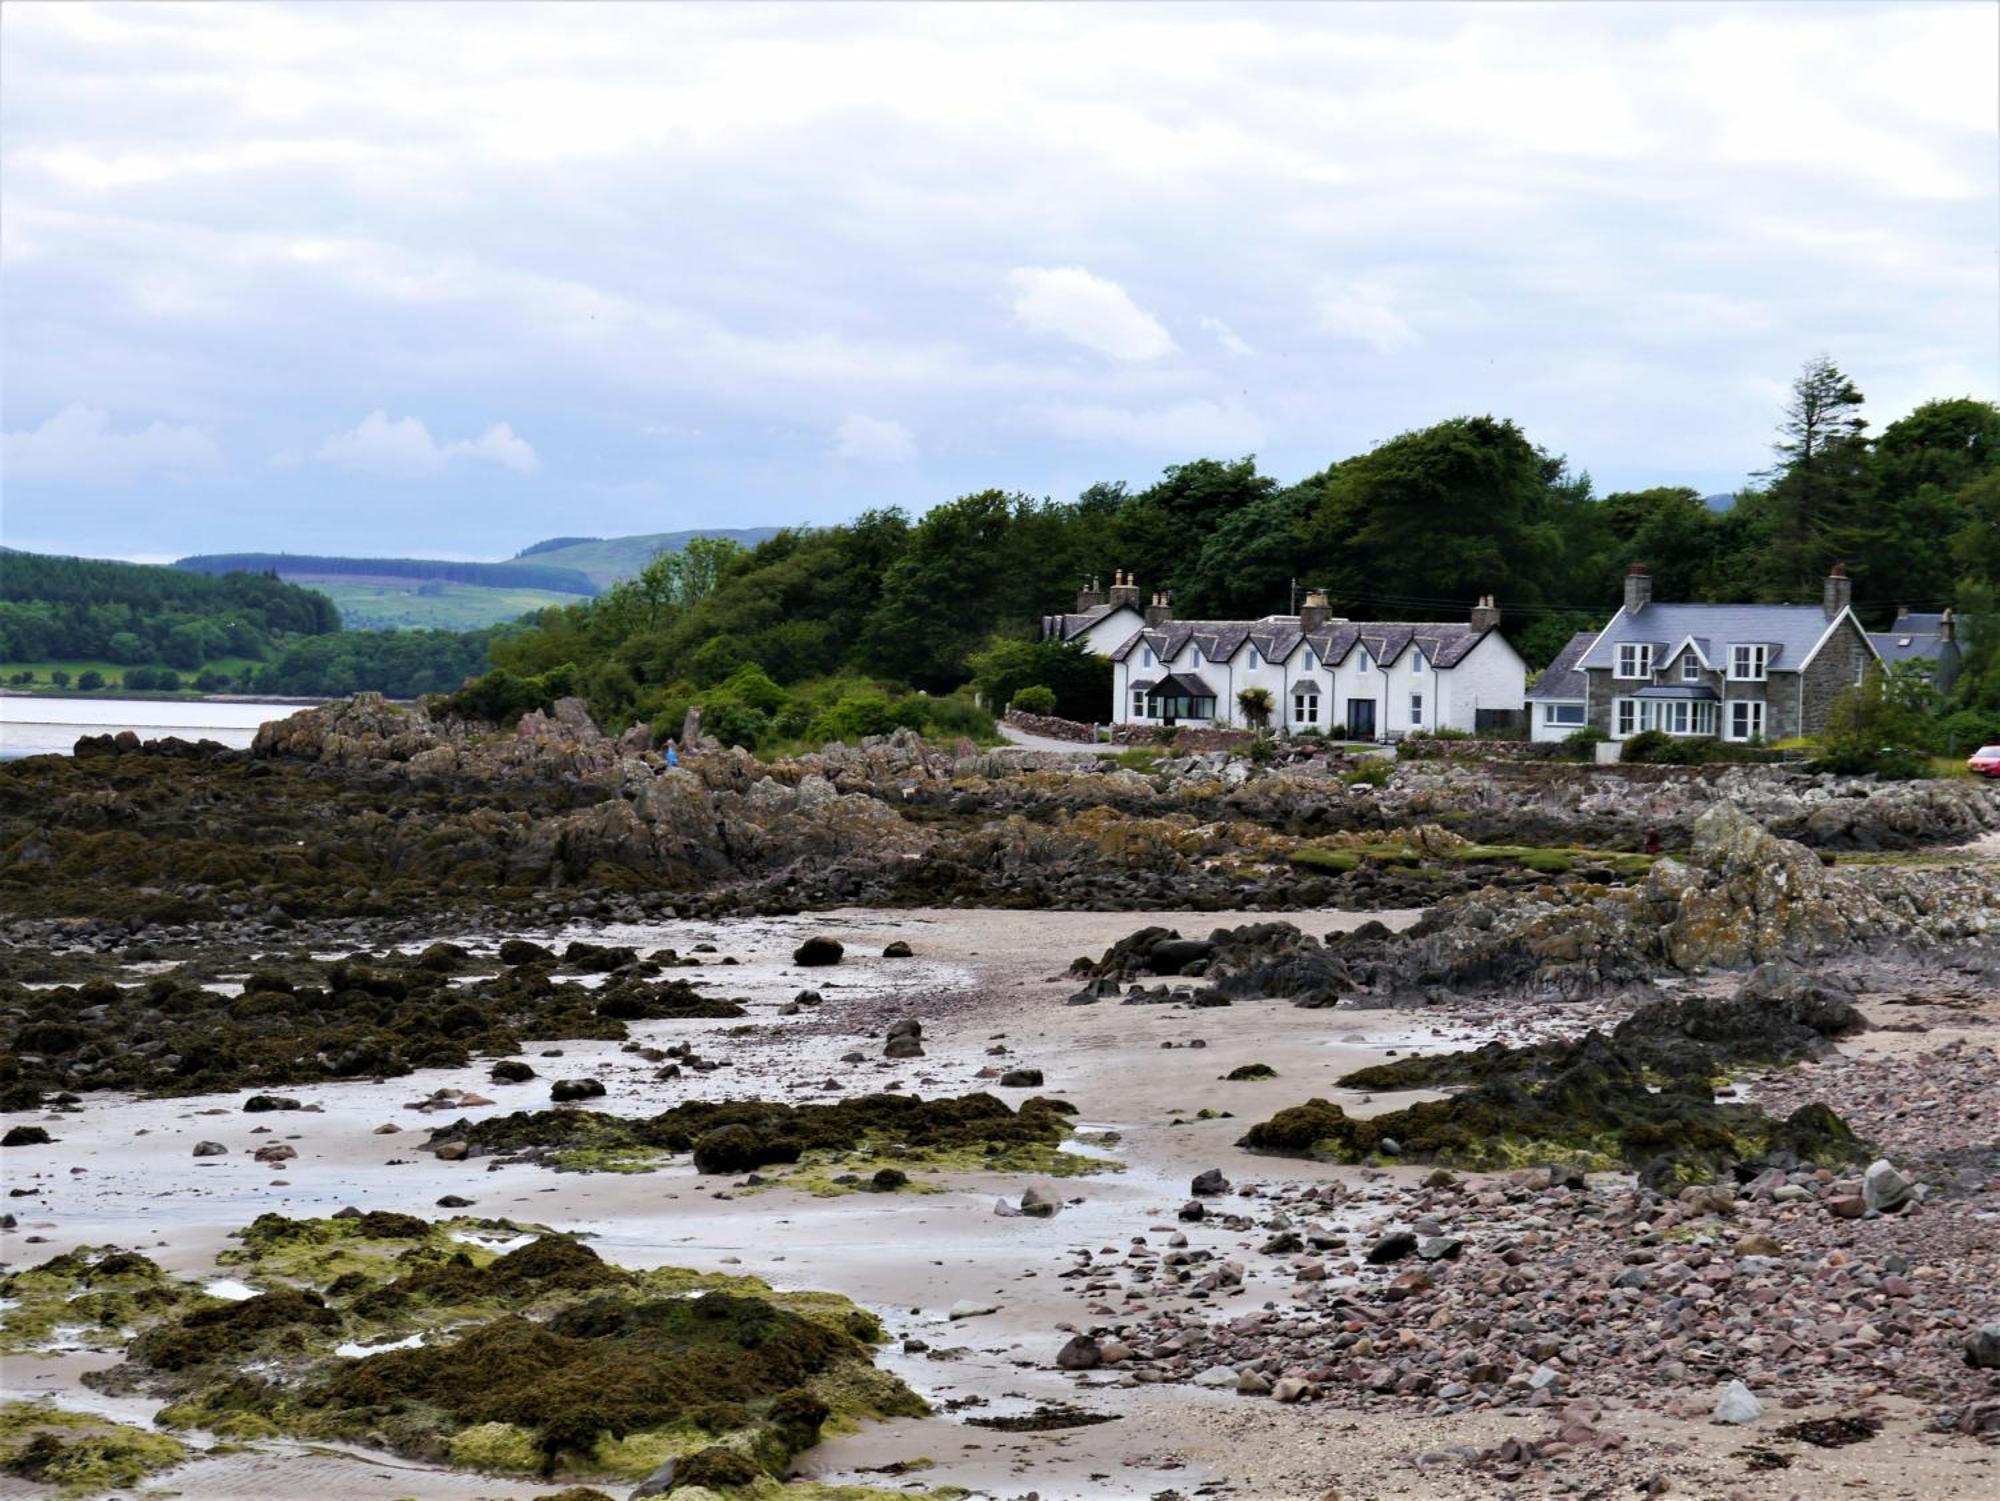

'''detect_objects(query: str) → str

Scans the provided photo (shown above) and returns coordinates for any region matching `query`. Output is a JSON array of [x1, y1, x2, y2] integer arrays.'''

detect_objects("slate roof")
[[1630, 684, 1720, 701], [1151, 672, 1217, 699], [1869, 630, 1957, 666], [1043, 604, 1116, 643], [1526, 630, 1595, 702], [1893, 612, 1947, 635], [1108, 618, 1491, 670], [1577, 604, 1856, 674]]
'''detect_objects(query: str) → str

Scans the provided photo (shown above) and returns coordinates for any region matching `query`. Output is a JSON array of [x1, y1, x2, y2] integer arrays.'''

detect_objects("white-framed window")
[[1682, 654, 1702, 682], [1616, 643, 1653, 680], [1142, 647, 1155, 668], [1248, 646, 1260, 669], [1291, 690, 1320, 725], [1854, 657, 1867, 686], [1130, 689, 1148, 719], [1357, 649, 1371, 673], [1303, 651, 1315, 671], [1409, 693, 1423, 724], [1547, 703, 1586, 727], [1729, 644, 1768, 681], [1615, 698, 1637, 737], [1728, 699, 1765, 742], [1411, 652, 1426, 674]]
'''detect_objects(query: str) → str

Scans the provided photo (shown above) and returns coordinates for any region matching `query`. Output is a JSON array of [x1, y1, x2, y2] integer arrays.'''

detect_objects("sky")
[[2, 0, 1996, 563]]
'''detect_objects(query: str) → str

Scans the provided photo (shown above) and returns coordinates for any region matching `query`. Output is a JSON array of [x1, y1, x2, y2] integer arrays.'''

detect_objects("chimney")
[[1469, 593, 1502, 633], [1075, 574, 1106, 612], [1298, 589, 1332, 634], [1144, 589, 1174, 628], [1107, 569, 1142, 612], [1623, 562, 1652, 615], [1895, 604, 1910, 621], [1823, 562, 1851, 620], [1940, 608, 1955, 643]]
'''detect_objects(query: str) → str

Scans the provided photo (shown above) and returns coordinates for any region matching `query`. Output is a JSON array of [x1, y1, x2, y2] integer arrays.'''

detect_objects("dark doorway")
[[1346, 698, 1376, 739]]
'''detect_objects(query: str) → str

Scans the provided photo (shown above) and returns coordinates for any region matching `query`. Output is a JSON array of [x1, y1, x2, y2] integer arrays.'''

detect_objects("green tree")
[[1299, 416, 1574, 614], [1762, 356, 1870, 596]]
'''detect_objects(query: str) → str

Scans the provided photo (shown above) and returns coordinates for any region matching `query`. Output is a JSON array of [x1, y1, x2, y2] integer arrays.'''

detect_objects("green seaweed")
[[0, 1402, 187, 1496]]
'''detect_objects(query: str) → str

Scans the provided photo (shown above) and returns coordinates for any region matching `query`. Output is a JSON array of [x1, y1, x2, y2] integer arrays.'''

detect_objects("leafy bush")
[[1410, 725, 1473, 741], [1930, 708, 2000, 756], [1237, 686, 1273, 729], [76, 670, 105, 691], [1618, 729, 1676, 763], [1011, 684, 1057, 715], [700, 700, 771, 749], [123, 667, 159, 691], [1342, 757, 1392, 786]]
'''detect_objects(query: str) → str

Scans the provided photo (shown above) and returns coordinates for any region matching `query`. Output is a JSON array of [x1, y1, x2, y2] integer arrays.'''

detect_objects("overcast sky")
[[3, 1, 1996, 562]]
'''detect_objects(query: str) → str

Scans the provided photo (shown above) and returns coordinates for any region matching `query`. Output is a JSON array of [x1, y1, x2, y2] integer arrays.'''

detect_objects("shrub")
[[156, 671, 182, 693], [1618, 729, 1677, 764], [1342, 758, 1392, 787], [1011, 685, 1057, 715], [195, 670, 230, 693], [123, 667, 159, 691], [701, 700, 771, 749], [1247, 735, 1277, 764], [1236, 686, 1273, 729], [1931, 708, 2000, 757], [50, 670, 70, 688], [76, 670, 105, 691]]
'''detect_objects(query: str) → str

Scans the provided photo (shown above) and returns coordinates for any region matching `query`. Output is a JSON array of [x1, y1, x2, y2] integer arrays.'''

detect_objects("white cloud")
[[305, 411, 538, 477], [1316, 285, 1418, 354], [1008, 267, 1176, 362], [833, 414, 917, 463], [1039, 398, 1265, 453], [0, 403, 222, 484], [1199, 316, 1254, 357]]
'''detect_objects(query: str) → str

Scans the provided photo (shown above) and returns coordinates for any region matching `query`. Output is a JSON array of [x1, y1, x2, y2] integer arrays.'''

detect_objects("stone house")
[[1045, 575, 1527, 737], [1869, 608, 1962, 696], [1525, 630, 1595, 742], [1575, 564, 1880, 744]]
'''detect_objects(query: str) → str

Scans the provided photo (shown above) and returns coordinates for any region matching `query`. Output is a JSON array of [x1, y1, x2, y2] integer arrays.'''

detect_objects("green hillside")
[[512, 528, 783, 588], [284, 577, 582, 631]]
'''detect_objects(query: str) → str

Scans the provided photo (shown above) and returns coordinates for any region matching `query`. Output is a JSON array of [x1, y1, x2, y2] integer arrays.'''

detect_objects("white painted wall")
[[1529, 699, 1589, 742], [1432, 633, 1528, 732]]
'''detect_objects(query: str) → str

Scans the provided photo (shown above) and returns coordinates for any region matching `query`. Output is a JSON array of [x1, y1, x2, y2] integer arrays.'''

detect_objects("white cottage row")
[[1042, 578, 1528, 738]]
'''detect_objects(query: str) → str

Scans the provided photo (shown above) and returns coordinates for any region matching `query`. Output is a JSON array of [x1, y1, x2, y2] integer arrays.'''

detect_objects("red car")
[[1969, 745, 2000, 778]]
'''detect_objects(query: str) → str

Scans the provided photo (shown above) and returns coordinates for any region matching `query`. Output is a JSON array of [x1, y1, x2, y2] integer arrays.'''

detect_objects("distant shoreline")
[[0, 689, 345, 707]]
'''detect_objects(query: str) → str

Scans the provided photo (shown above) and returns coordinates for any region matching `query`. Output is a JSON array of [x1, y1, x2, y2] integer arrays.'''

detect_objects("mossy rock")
[[0, 1402, 187, 1495]]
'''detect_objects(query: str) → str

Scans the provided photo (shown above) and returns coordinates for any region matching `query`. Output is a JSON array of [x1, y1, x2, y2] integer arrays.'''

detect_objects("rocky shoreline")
[[2, 698, 1998, 1499]]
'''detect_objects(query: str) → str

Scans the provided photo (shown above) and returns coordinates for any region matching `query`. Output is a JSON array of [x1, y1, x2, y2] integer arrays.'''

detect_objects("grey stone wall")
[[1584, 667, 1615, 734], [1798, 619, 1873, 736]]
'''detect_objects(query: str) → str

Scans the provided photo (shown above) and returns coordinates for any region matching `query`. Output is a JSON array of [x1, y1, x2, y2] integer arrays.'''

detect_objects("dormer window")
[[1682, 654, 1702, 682], [1616, 643, 1653, 679], [1729, 644, 1768, 681]]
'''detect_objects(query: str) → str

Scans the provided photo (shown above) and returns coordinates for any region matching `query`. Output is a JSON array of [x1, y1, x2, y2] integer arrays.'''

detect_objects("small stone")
[[1192, 1364, 1238, 1388], [1190, 1168, 1230, 1197], [1862, 1159, 1915, 1214], [1965, 1324, 2000, 1370], [1236, 1370, 1273, 1395], [1018, 1185, 1062, 1218], [793, 936, 845, 966], [1056, 1334, 1101, 1370], [433, 1140, 468, 1161], [191, 1141, 227, 1157], [1712, 1379, 1762, 1425], [1366, 1231, 1419, 1265], [947, 1299, 998, 1321], [882, 940, 914, 958], [436, 1194, 475, 1208]]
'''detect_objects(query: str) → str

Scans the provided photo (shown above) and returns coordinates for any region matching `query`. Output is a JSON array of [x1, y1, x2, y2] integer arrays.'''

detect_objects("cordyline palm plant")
[[1237, 686, 1273, 729]]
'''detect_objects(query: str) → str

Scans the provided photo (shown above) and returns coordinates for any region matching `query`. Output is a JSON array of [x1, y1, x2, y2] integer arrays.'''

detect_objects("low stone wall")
[[1002, 707, 1098, 742], [1397, 735, 1573, 763]]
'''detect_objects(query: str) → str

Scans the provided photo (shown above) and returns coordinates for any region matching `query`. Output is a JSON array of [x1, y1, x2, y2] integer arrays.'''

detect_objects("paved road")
[[997, 722, 1110, 756]]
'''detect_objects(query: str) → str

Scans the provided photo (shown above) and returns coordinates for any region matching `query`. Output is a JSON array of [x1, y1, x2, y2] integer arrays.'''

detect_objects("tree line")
[[469, 361, 2000, 737], [0, 550, 340, 667], [174, 552, 600, 596]]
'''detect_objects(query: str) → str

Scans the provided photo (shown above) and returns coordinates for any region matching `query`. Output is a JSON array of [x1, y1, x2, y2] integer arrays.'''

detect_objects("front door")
[[1346, 698, 1376, 739]]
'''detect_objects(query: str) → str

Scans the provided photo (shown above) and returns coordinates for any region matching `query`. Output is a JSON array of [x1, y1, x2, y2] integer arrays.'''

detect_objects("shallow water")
[[0, 695, 300, 759]]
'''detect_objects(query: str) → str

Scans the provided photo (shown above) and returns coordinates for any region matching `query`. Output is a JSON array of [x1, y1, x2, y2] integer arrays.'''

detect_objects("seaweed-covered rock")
[[1, 1126, 52, 1147], [792, 936, 845, 967], [1243, 1031, 1867, 1188]]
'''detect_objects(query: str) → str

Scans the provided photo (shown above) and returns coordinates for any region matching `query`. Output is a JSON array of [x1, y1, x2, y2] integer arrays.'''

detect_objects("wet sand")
[[2, 906, 1992, 1499]]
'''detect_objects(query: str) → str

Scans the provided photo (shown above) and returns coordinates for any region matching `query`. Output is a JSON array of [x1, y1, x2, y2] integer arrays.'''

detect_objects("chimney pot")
[[1298, 589, 1331, 634], [1144, 590, 1174, 628], [1107, 570, 1141, 612], [1469, 594, 1503, 633], [1623, 563, 1653, 615], [1823, 563, 1852, 620]]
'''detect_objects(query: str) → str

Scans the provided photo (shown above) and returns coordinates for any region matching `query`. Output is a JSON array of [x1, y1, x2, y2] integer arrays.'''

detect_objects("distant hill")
[[170, 529, 784, 631], [510, 528, 783, 589], [1702, 493, 1738, 513]]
